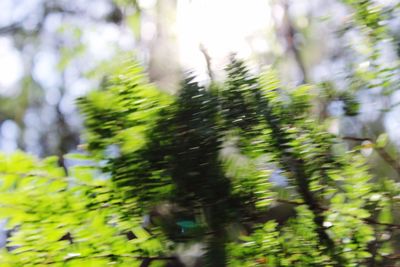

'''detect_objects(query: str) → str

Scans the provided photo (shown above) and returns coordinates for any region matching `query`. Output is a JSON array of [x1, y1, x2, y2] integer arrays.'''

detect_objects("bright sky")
[[177, 0, 272, 79], [0, 37, 23, 94], [0, 0, 273, 93]]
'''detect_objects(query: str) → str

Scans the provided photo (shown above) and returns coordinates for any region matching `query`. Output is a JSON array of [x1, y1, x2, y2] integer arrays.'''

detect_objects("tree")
[[1, 57, 399, 266]]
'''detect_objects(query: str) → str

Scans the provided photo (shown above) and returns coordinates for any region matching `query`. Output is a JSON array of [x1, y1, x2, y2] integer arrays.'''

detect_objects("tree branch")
[[0, 23, 21, 35], [45, 254, 178, 265], [199, 44, 215, 82], [276, 198, 400, 229], [282, 0, 308, 83], [342, 136, 400, 176]]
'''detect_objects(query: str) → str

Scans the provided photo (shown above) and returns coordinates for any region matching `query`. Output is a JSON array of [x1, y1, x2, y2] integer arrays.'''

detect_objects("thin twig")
[[342, 136, 400, 176], [0, 23, 21, 35], [44, 254, 177, 264], [199, 44, 215, 82], [276, 198, 400, 229], [282, 0, 308, 83]]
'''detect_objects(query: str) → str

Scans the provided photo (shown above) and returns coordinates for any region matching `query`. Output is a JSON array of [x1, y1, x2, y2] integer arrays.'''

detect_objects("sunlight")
[[176, 0, 271, 78], [0, 37, 23, 94]]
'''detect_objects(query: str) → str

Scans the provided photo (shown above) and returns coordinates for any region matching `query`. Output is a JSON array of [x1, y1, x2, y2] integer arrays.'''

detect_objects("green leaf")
[[376, 133, 388, 148]]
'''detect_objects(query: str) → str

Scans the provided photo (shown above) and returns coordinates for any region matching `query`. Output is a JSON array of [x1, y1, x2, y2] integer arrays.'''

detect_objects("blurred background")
[[0, 0, 399, 181]]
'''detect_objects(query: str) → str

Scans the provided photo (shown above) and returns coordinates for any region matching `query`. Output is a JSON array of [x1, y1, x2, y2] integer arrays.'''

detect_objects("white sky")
[[177, 0, 272, 78], [0, 37, 23, 93]]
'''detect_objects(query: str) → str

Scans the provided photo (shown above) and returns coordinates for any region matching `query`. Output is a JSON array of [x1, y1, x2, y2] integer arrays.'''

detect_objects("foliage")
[[1, 56, 399, 267], [0, 152, 170, 266], [1, 0, 400, 265]]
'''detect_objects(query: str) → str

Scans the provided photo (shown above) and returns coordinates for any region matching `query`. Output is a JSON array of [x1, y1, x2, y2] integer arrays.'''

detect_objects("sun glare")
[[176, 0, 271, 79]]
